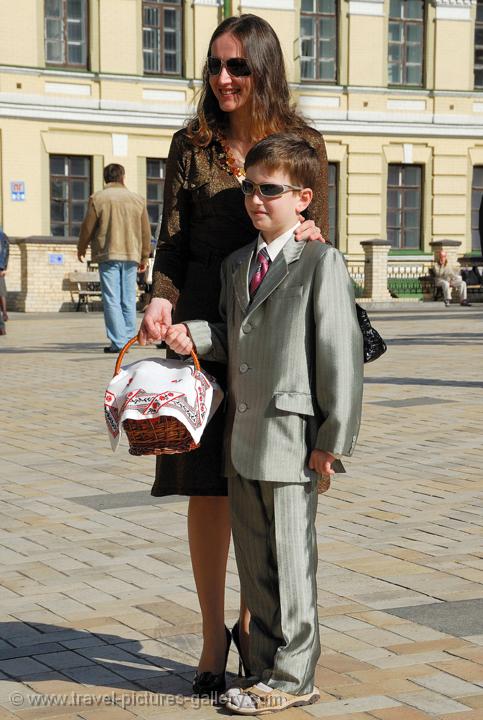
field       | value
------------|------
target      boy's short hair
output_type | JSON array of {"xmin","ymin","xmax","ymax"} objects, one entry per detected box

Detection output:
[
  {"xmin": 103, "ymin": 163, "xmax": 125, "ymax": 184},
  {"xmin": 244, "ymin": 133, "xmax": 319, "ymax": 190}
]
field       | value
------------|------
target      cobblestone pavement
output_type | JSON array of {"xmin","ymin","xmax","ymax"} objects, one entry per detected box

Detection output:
[{"xmin": 0, "ymin": 307, "xmax": 482, "ymax": 720}]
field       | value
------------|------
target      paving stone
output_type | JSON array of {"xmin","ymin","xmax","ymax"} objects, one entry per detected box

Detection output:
[
  {"xmin": 429, "ymin": 657, "xmax": 483, "ymax": 683},
  {"xmin": 31, "ymin": 651, "xmax": 95, "ymax": 671},
  {"xmin": 0, "ymin": 657, "xmax": 51, "ymax": 678},
  {"xmin": 369, "ymin": 709, "xmax": 434, "ymax": 720},
  {"xmin": 411, "ymin": 671, "xmax": 483, "ymax": 698},
  {"xmin": 394, "ymin": 689, "xmax": 473, "ymax": 715},
  {"xmin": 386, "ymin": 599, "xmax": 483, "ymax": 636},
  {"xmin": 304, "ymin": 695, "xmax": 401, "ymax": 717}
]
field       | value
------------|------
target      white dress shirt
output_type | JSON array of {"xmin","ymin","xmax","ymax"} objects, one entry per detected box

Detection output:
[{"xmin": 249, "ymin": 223, "xmax": 300, "ymax": 282}]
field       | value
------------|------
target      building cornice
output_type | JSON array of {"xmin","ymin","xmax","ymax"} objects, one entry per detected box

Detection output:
[
  {"xmin": 0, "ymin": 96, "xmax": 189, "ymax": 129},
  {"xmin": 239, "ymin": 0, "xmax": 295, "ymax": 9},
  {"xmin": 431, "ymin": 0, "xmax": 474, "ymax": 7},
  {"xmin": 4, "ymin": 93, "xmax": 483, "ymax": 138},
  {"xmin": 431, "ymin": 0, "xmax": 475, "ymax": 20},
  {"xmin": 0, "ymin": 64, "xmax": 192, "ymax": 88},
  {"xmin": 347, "ymin": 0, "xmax": 384, "ymax": 17}
]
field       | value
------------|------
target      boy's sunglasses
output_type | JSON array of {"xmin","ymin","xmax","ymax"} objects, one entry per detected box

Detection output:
[
  {"xmin": 241, "ymin": 180, "xmax": 303, "ymax": 198},
  {"xmin": 207, "ymin": 56, "xmax": 252, "ymax": 77}
]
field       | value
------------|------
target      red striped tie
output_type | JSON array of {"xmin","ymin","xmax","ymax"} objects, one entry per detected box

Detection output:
[{"xmin": 249, "ymin": 247, "xmax": 271, "ymax": 299}]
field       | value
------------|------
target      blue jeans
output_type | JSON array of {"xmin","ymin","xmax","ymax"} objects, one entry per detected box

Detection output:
[{"xmin": 99, "ymin": 261, "xmax": 138, "ymax": 349}]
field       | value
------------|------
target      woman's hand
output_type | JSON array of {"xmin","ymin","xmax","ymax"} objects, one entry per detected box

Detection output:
[
  {"xmin": 295, "ymin": 216, "xmax": 326, "ymax": 243},
  {"xmin": 165, "ymin": 324, "xmax": 193, "ymax": 355},
  {"xmin": 138, "ymin": 297, "xmax": 173, "ymax": 344}
]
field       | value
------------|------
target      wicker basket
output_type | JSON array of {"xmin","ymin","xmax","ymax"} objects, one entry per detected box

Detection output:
[{"xmin": 114, "ymin": 335, "xmax": 202, "ymax": 456}]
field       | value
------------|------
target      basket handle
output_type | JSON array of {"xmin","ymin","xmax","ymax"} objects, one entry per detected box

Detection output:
[{"xmin": 113, "ymin": 334, "xmax": 200, "ymax": 376}]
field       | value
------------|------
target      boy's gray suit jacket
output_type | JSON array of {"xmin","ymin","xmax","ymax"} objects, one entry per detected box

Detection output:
[{"xmin": 187, "ymin": 235, "xmax": 364, "ymax": 484}]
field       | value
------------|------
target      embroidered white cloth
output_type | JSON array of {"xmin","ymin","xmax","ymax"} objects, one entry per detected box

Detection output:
[{"xmin": 104, "ymin": 357, "xmax": 223, "ymax": 452}]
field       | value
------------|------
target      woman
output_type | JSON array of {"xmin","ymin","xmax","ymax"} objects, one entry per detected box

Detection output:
[{"xmin": 139, "ymin": 14, "xmax": 329, "ymax": 695}]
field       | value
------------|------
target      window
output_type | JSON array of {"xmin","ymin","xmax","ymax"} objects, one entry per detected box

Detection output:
[
  {"xmin": 388, "ymin": 0, "xmax": 424, "ymax": 86},
  {"xmin": 146, "ymin": 159, "xmax": 166, "ymax": 237},
  {"xmin": 143, "ymin": 0, "xmax": 182, "ymax": 75},
  {"xmin": 475, "ymin": 1, "xmax": 483, "ymax": 88},
  {"xmin": 387, "ymin": 164, "xmax": 422, "ymax": 249},
  {"xmin": 50, "ymin": 155, "xmax": 91, "ymax": 238},
  {"xmin": 328, "ymin": 162, "xmax": 338, "ymax": 246},
  {"xmin": 300, "ymin": 0, "xmax": 338, "ymax": 83},
  {"xmin": 44, "ymin": 0, "xmax": 88, "ymax": 68},
  {"xmin": 471, "ymin": 167, "xmax": 483, "ymax": 252}
]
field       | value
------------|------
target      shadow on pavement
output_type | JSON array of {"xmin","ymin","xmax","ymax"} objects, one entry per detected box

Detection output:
[
  {"xmin": 0, "ymin": 344, "xmax": 104, "ymax": 354},
  {"xmin": 372, "ymin": 310, "xmax": 483, "ymax": 321},
  {"xmin": 0, "ymin": 621, "xmax": 197, "ymax": 696},
  {"xmin": 387, "ymin": 333, "xmax": 483, "ymax": 345},
  {"xmin": 365, "ymin": 376, "xmax": 483, "ymax": 388}
]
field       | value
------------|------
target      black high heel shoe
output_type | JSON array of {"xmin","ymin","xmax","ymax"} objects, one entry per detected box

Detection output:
[
  {"xmin": 231, "ymin": 620, "xmax": 251, "ymax": 678},
  {"xmin": 192, "ymin": 625, "xmax": 231, "ymax": 697}
]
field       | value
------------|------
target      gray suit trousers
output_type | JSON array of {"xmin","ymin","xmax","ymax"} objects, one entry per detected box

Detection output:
[{"xmin": 229, "ymin": 477, "xmax": 320, "ymax": 695}]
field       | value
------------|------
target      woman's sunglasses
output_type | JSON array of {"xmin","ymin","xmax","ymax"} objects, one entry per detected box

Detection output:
[
  {"xmin": 207, "ymin": 56, "xmax": 251, "ymax": 77},
  {"xmin": 241, "ymin": 180, "xmax": 303, "ymax": 198}
]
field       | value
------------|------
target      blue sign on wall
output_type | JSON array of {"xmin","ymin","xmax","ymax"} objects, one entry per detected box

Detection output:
[
  {"xmin": 48, "ymin": 254, "xmax": 64, "ymax": 265},
  {"xmin": 10, "ymin": 181, "xmax": 26, "ymax": 201}
]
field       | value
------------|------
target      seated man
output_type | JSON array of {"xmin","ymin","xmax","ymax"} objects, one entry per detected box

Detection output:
[{"xmin": 433, "ymin": 250, "xmax": 471, "ymax": 307}]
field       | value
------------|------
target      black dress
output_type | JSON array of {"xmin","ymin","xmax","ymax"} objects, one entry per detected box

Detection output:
[{"xmin": 150, "ymin": 128, "xmax": 329, "ymax": 496}]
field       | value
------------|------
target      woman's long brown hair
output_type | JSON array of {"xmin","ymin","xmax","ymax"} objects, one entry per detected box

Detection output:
[{"xmin": 187, "ymin": 14, "xmax": 310, "ymax": 147}]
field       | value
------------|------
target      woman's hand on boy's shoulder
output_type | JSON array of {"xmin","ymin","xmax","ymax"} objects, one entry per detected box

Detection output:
[
  {"xmin": 165, "ymin": 323, "xmax": 193, "ymax": 355},
  {"xmin": 295, "ymin": 216, "xmax": 326, "ymax": 244}
]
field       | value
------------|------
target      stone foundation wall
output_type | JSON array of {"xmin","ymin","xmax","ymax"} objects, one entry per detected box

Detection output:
[{"xmin": 7, "ymin": 237, "xmax": 91, "ymax": 312}]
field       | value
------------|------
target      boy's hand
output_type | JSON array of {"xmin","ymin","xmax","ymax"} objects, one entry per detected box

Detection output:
[
  {"xmin": 309, "ymin": 449, "xmax": 335, "ymax": 478},
  {"xmin": 165, "ymin": 324, "xmax": 193, "ymax": 355}
]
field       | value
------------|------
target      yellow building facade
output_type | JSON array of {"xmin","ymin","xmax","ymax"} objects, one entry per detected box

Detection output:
[{"xmin": 1, "ymin": 0, "xmax": 483, "ymax": 261}]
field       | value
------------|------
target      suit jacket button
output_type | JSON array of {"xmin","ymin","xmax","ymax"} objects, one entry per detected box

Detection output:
[
  {"xmin": 239, "ymin": 363, "xmax": 249, "ymax": 373},
  {"xmin": 242, "ymin": 322, "xmax": 252, "ymax": 333},
  {"xmin": 238, "ymin": 402, "xmax": 248, "ymax": 413}
]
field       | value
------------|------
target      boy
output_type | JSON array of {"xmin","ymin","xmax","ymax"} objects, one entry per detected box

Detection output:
[{"xmin": 165, "ymin": 134, "xmax": 363, "ymax": 715}]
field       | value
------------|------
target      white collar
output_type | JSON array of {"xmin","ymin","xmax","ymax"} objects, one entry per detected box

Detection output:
[{"xmin": 256, "ymin": 223, "xmax": 300, "ymax": 262}]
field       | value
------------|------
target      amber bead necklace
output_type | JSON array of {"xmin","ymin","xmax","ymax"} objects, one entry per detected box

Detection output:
[{"xmin": 216, "ymin": 132, "xmax": 246, "ymax": 180}]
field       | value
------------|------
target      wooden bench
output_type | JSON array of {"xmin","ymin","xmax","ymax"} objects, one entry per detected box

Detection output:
[{"xmin": 68, "ymin": 271, "xmax": 102, "ymax": 312}]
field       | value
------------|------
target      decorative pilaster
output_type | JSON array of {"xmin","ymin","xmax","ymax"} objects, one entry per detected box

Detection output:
[{"xmin": 360, "ymin": 240, "xmax": 392, "ymax": 301}]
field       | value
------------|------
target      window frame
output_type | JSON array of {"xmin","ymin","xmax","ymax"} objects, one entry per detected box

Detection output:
[
  {"xmin": 386, "ymin": 163, "xmax": 423, "ymax": 251},
  {"xmin": 50, "ymin": 155, "xmax": 92, "ymax": 239},
  {"xmin": 146, "ymin": 158, "xmax": 166, "ymax": 238},
  {"xmin": 328, "ymin": 161, "xmax": 339, "ymax": 247},
  {"xmin": 387, "ymin": 0, "xmax": 425, "ymax": 88},
  {"xmin": 44, "ymin": 0, "xmax": 89, "ymax": 70},
  {"xmin": 471, "ymin": 166, "xmax": 483, "ymax": 252},
  {"xmin": 475, "ymin": 0, "xmax": 483, "ymax": 89},
  {"xmin": 300, "ymin": 0, "xmax": 338, "ymax": 85},
  {"xmin": 142, "ymin": 0, "xmax": 183, "ymax": 77}
]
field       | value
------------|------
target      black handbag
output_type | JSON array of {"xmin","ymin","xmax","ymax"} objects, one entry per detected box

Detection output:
[{"xmin": 356, "ymin": 303, "xmax": 387, "ymax": 363}]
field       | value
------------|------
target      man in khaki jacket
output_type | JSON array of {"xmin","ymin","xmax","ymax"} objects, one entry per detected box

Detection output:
[{"xmin": 78, "ymin": 164, "xmax": 151, "ymax": 352}]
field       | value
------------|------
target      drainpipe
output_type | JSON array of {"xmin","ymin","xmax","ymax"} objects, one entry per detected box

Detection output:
[{"xmin": 223, "ymin": 0, "xmax": 232, "ymax": 19}]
